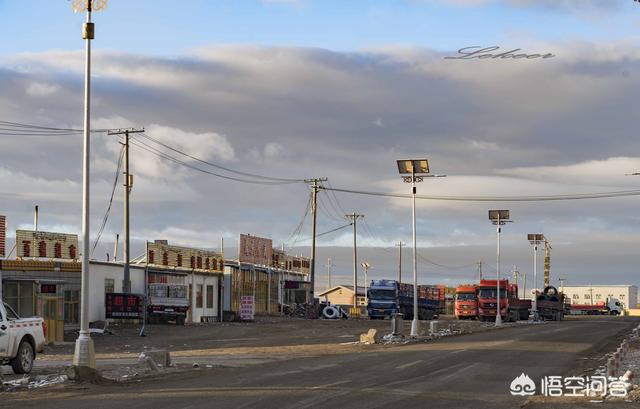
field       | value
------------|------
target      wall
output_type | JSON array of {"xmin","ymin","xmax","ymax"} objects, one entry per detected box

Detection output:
[
  {"xmin": 563, "ymin": 286, "xmax": 638, "ymax": 310},
  {"xmin": 321, "ymin": 287, "xmax": 355, "ymax": 306},
  {"xmin": 189, "ymin": 272, "xmax": 220, "ymax": 322},
  {"xmin": 87, "ymin": 261, "xmax": 146, "ymax": 323}
]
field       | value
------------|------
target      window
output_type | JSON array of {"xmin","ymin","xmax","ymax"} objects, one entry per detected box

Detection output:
[
  {"xmin": 105, "ymin": 278, "xmax": 115, "ymax": 294},
  {"xmin": 177, "ymin": 254, "xmax": 182, "ymax": 267},
  {"xmin": 620, "ymin": 294, "xmax": 626, "ymax": 300},
  {"xmin": 4, "ymin": 281, "xmax": 34, "ymax": 318},
  {"xmin": 196, "ymin": 284, "xmax": 203, "ymax": 308},
  {"xmin": 572, "ymin": 294, "xmax": 579, "ymax": 300},
  {"xmin": 162, "ymin": 252, "xmax": 169, "ymax": 266},
  {"xmin": 197, "ymin": 257, "xmax": 203, "ymax": 269},
  {"xmin": 595, "ymin": 294, "xmax": 602, "ymax": 300},
  {"xmin": 54, "ymin": 242, "xmax": 62, "ymax": 258},
  {"xmin": 22, "ymin": 241, "xmax": 31, "ymax": 257},
  {"xmin": 584, "ymin": 294, "xmax": 591, "ymax": 300},
  {"xmin": 64, "ymin": 290, "xmax": 79, "ymax": 325},
  {"xmin": 38, "ymin": 241, "xmax": 47, "ymax": 257},
  {"xmin": 69, "ymin": 245, "xmax": 76, "ymax": 259},
  {"xmin": 206, "ymin": 285, "xmax": 214, "ymax": 308},
  {"xmin": 148, "ymin": 250, "xmax": 155, "ymax": 264},
  {"xmin": 190, "ymin": 256, "xmax": 195, "ymax": 269},
  {"xmin": 205, "ymin": 258, "xmax": 210, "ymax": 270}
]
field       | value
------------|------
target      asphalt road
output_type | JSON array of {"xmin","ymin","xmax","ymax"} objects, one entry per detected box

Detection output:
[{"xmin": 4, "ymin": 317, "xmax": 638, "ymax": 409}]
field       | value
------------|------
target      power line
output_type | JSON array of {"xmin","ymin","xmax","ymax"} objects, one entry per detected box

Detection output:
[
  {"xmin": 138, "ymin": 132, "xmax": 303, "ymax": 183},
  {"xmin": 286, "ymin": 191, "xmax": 313, "ymax": 247},
  {"xmin": 129, "ymin": 137, "xmax": 298, "ymax": 185},
  {"xmin": 91, "ymin": 145, "xmax": 124, "ymax": 257},
  {"xmin": 320, "ymin": 186, "xmax": 640, "ymax": 202}
]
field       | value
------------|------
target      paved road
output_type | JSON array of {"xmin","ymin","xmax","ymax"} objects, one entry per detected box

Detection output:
[{"xmin": 4, "ymin": 317, "xmax": 638, "ymax": 409}]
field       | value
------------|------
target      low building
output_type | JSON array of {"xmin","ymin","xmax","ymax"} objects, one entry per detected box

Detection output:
[
  {"xmin": 317, "ymin": 285, "xmax": 366, "ymax": 307},
  {"xmin": 562, "ymin": 285, "xmax": 638, "ymax": 311}
]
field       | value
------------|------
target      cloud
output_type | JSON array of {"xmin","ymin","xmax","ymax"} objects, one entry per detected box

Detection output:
[
  {"xmin": 2, "ymin": 42, "xmax": 640, "ymax": 287},
  {"xmin": 26, "ymin": 81, "xmax": 60, "ymax": 96}
]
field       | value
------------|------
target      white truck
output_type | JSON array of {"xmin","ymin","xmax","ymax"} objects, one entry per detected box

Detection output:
[{"xmin": 0, "ymin": 301, "xmax": 46, "ymax": 374}]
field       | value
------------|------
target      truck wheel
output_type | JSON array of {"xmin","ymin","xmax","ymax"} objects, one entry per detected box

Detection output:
[{"xmin": 11, "ymin": 340, "xmax": 34, "ymax": 374}]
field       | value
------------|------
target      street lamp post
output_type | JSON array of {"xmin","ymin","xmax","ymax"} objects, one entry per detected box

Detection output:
[
  {"xmin": 489, "ymin": 210, "xmax": 511, "ymax": 327},
  {"xmin": 397, "ymin": 159, "xmax": 445, "ymax": 337},
  {"xmin": 527, "ymin": 233, "xmax": 545, "ymax": 321},
  {"xmin": 71, "ymin": 0, "xmax": 107, "ymax": 374},
  {"xmin": 361, "ymin": 262, "xmax": 370, "ymax": 303}
]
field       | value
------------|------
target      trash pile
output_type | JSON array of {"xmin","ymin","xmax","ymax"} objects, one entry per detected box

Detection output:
[{"xmin": 1, "ymin": 374, "xmax": 69, "ymax": 392}]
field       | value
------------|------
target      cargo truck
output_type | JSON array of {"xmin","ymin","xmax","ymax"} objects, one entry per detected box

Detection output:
[
  {"xmin": 367, "ymin": 279, "xmax": 441, "ymax": 320},
  {"xmin": 568, "ymin": 297, "xmax": 622, "ymax": 316},
  {"xmin": 477, "ymin": 279, "xmax": 530, "ymax": 322},
  {"xmin": 535, "ymin": 286, "xmax": 566, "ymax": 321},
  {"xmin": 147, "ymin": 271, "xmax": 190, "ymax": 325},
  {"xmin": 455, "ymin": 284, "xmax": 478, "ymax": 319}
]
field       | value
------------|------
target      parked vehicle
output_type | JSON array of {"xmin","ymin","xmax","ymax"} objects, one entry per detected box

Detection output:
[
  {"xmin": 147, "ymin": 283, "xmax": 190, "ymax": 325},
  {"xmin": 535, "ymin": 286, "xmax": 566, "ymax": 321},
  {"xmin": 477, "ymin": 279, "xmax": 530, "ymax": 322},
  {"xmin": 455, "ymin": 284, "xmax": 478, "ymax": 319},
  {"xmin": 367, "ymin": 279, "xmax": 441, "ymax": 320},
  {"xmin": 0, "ymin": 301, "xmax": 46, "ymax": 374},
  {"xmin": 568, "ymin": 297, "xmax": 623, "ymax": 316}
]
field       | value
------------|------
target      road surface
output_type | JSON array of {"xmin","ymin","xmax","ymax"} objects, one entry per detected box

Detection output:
[{"xmin": 4, "ymin": 317, "xmax": 638, "ymax": 409}]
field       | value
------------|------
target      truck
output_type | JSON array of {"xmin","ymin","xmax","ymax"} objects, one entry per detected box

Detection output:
[
  {"xmin": 477, "ymin": 279, "xmax": 531, "ymax": 322},
  {"xmin": 568, "ymin": 297, "xmax": 623, "ymax": 316},
  {"xmin": 147, "ymin": 282, "xmax": 189, "ymax": 325},
  {"xmin": 367, "ymin": 279, "xmax": 441, "ymax": 320},
  {"xmin": 535, "ymin": 286, "xmax": 566, "ymax": 321},
  {"xmin": 0, "ymin": 301, "xmax": 46, "ymax": 374},
  {"xmin": 455, "ymin": 284, "xmax": 478, "ymax": 319}
]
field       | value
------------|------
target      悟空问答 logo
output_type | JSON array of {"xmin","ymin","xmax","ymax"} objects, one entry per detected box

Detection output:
[{"xmin": 510, "ymin": 373, "xmax": 536, "ymax": 396}]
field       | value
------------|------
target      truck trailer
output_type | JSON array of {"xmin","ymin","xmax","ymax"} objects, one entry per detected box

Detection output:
[{"xmin": 367, "ymin": 279, "xmax": 441, "ymax": 320}]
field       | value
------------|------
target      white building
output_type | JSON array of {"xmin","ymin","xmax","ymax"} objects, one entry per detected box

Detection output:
[{"xmin": 562, "ymin": 285, "xmax": 638, "ymax": 311}]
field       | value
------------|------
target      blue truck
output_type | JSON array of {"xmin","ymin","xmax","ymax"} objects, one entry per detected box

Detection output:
[{"xmin": 367, "ymin": 279, "xmax": 442, "ymax": 320}]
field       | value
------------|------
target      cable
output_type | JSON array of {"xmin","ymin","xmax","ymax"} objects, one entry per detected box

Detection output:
[
  {"xmin": 91, "ymin": 146, "xmax": 125, "ymax": 257},
  {"xmin": 317, "ymin": 193, "xmax": 347, "ymax": 222},
  {"xmin": 0, "ymin": 120, "xmax": 109, "ymax": 132},
  {"xmin": 416, "ymin": 252, "xmax": 478, "ymax": 270},
  {"xmin": 321, "ymin": 186, "xmax": 640, "ymax": 202},
  {"xmin": 325, "ymin": 180, "xmax": 348, "ymax": 215},
  {"xmin": 138, "ymin": 132, "xmax": 303, "ymax": 183},
  {"xmin": 286, "ymin": 191, "xmax": 313, "ymax": 247},
  {"xmin": 130, "ymin": 137, "xmax": 298, "ymax": 185},
  {"xmin": 295, "ymin": 223, "xmax": 353, "ymax": 244}
]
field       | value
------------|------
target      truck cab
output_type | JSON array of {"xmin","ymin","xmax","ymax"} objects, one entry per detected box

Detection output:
[
  {"xmin": 0, "ymin": 301, "xmax": 46, "ymax": 374},
  {"xmin": 455, "ymin": 284, "xmax": 478, "ymax": 319},
  {"xmin": 477, "ymin": 279, "xmax": 530, "ymax": 322},
  {"xmin": 367, "ymin": 280, "xmax": 399, "ymax": 319}
]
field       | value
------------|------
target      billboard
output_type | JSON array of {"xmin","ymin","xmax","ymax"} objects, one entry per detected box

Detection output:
[
  {"xmin": 16, "ymin": 230, "xmax": 79, "ymax": 260},
  {"xmin": 147, "ymin": 241, "xmax": 223, "ymax": 272},
  {"xmin": 239, "ymin": 234, "xmax": 272, "ymax": 266},
  {"xmin": 105, "ymin": 293, "xmax": 145, "ymax": 319},
  {"xmin": 0, "ymin": 215, "xmax": 5, "ymax": 257}
]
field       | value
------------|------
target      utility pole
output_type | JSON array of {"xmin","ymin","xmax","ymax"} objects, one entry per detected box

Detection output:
[
  {"xmin": 345, "ymin": 212, "xmax": 364, "ymax": 308},
  {"xmin": 107, "ymin": 128, "xmax": 144, "ymax": 293},
  {"xmin": 304, "ymin": 178, "xmax": 327, "ymax": 303},
  {"xmin": 477, "ymin": 261, "xmax": 483, "ymax": 282},
  {"xmin": 326, "ymin": 257, "xmax": 332, "ymax": 290},
  {"xmin": 396, "ymin": 241, "xmax": 404, "ymax": 283}
]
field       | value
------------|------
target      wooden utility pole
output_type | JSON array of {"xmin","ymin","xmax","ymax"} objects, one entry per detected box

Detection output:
[
  {"xmin": 304, "ymin": 178, "xmax": 327, "ymax": 303},
  {"xmin": 396, "ymin": 241, "xmax": 404, "ymax": 283},
  {"xmin": 345, "ymin": 212, "xmax": 364, "ymax": 308},
  {"xmin": 108, "ymin": 128, "xmax": 144, "ymax": 293}
]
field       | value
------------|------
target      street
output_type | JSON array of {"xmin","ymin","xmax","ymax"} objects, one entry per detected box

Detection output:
[{"xmin": 3, "ymin": 316, "xmax": 638, "ymax": 409}]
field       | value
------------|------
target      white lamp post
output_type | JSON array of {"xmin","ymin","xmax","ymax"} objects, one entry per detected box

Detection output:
[
  {"xmin": 397, "ymin": 159, "xmax": 445, "ymax": 336},
  {"xmin": 71, "ymin": 0, "xmax": 107, "ymax": 373},
  {"xmin": 489, "ymin": 210, "xmax": 511, "ymax": 327},
  {"xmin": 527, "ymin": 233, "xmax": 544, "ymax": 321}
]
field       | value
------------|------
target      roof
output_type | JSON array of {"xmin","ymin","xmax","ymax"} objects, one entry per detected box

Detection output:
[{"xmin": 317, "ymin": 284, "xmax": 366, "ymax": 297}]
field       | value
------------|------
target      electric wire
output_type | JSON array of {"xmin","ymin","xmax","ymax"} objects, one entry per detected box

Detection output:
[
  {"xmin": 91, "ymin": 145, "xmax": 125, "ymax": 257},
  {"xmin": 320, "ymin": 186, "xmax": 640, "ymax": 202},
  {"xmin": 138, "ymin": 132, "xmax": 303, "ymax": 183},
  {"xmin": 129, "ymin": 137, "xmax": 298, "ymax": 185},
  {"xmin": 286, "ymin": 191, "xmax": 313, "ymax": 247}
]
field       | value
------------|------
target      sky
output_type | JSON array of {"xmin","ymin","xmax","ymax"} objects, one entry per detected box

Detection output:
[{"xmin": 2, "ymin": 0, "xmax": 640, "ymax": 294}]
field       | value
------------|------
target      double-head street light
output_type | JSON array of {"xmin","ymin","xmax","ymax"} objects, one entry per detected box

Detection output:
[
  {"xmin": 527, "ymin": 233, "xmax": 545, "ymax": 321},
  {"xmin": 397, "ymin": 159, "xmax": 445, "ymax": 337},
  {"xmin": 71, "ymin": 0, "xmax": 107, "ymax": 373},
  {"xmin": 488, "ymin": 210, "xmax": 512, "ymax": 326}
]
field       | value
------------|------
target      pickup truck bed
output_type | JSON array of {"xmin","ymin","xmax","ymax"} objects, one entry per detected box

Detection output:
[{"xmin": 1, "ymin": 301, "xmax": 46, "ymax": 374}]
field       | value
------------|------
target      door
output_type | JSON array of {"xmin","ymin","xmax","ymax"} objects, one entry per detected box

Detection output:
[{"xmin": 39, "ymin": 296, "xmax": 64, "ymax": 343}]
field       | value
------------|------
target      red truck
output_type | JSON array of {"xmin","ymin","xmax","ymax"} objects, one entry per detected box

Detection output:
[
  {"xmin": 455, "ymin": 284, "xmax": 478, "ymax": 319},
  {"xmin": 477, "ymin": 279, "xmax": 530, "ymax": 322}
]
